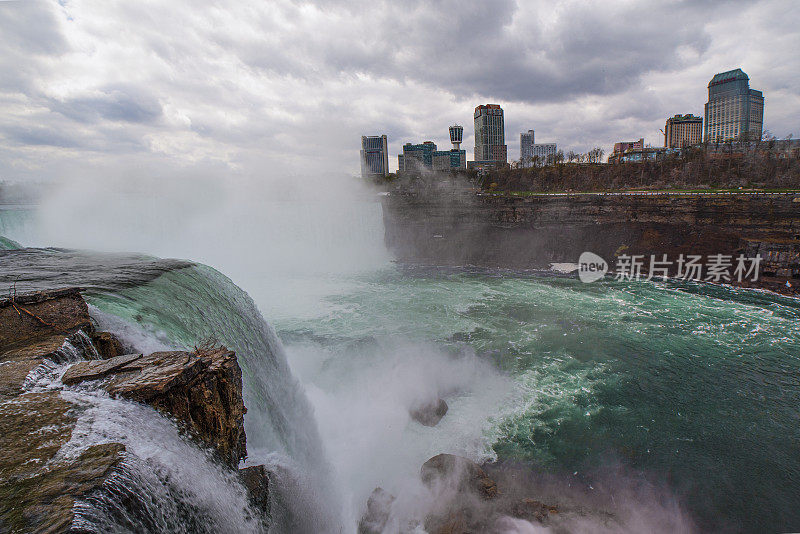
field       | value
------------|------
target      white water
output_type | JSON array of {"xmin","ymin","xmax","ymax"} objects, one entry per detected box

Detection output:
[{"xmin": 3, "ymin": 173, "xmax": 701, "ymax": 532}]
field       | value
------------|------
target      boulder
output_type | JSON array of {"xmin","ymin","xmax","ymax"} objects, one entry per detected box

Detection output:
[
  {"xmin": 410, "ymin": 398, "xmax": 448, "ymax": 427},
  {"xmin": 420, "ymin": 454, "xmax": 497, "ymax": 500},
  {"xmin": 89, "ymin": 331, "xmax": 125, "ymax": 359},
  {"xmin": 64, "ymin": 347, "xmax": 247, "ymax": 468},
  {"xmin": 239, "ymin": 465, "xmax": 270, "ymax": 516},
  {"xmin": 357, "ymin": 487, "xmax": 395, "ymax": 534}
]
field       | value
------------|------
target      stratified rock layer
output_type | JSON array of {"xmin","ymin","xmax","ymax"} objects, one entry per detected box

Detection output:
[{"xmin": 383, "ymin": 191, "xmax": 800, "ymax": 293}]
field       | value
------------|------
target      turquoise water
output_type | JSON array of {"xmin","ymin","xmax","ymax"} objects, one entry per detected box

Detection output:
[
  {"xmin": 4, "ymin": 201, "xmax": 800, "ymax": 532},
  {"xmin": 272, "ymin": 268, "xmax": 800, "ymax": 533}
]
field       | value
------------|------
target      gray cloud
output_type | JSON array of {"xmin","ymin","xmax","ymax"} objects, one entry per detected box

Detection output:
[
  {"xmin": 0, "ymin": 0, "xmax": 797, "ymax": 179},
  {"xmin": 49, "ymin": 87, "xmax": 163, "ymax": 124}
]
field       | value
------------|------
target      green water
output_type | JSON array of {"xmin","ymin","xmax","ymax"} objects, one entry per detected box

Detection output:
[{"xmin": 273, "ymin": 268, "xmax": 800, "ymax": 533}]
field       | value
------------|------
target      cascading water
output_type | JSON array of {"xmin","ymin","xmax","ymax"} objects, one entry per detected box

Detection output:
[
  {"xmin": 86, "ymin": 264, "xmax": 346, "ymax": 530},
  {"xmin": 1, "ymin": 247, "xmax": 344, "ymax": 532}
]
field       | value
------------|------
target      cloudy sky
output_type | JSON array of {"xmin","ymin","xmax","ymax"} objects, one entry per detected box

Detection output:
[{"xmin": 1, "ymin": 0, "xmax": 798, "ymax": 181}]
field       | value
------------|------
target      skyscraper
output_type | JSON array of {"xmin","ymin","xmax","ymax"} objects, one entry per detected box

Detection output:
[
  {"xmin": 665, "ymin": 114, "xmax": 702, "ymax": 148},
  {"xmin": 360, "ymin": 135, "xmax": 389, "ymax": 177},
  {"xmin": 473, "ymin": 104, "xmax": 507, "ymax": 163},
  {"xmin": 704, "ymin": 69, "xmax": 764, "ymax": 143}
]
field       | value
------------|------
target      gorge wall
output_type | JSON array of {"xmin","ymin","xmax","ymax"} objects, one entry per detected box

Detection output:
[{"xmin": 382, "ymin": 190, "xmax": 800, "ymax": 286}]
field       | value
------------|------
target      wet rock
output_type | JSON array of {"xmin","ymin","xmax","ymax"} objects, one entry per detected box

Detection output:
[
  {"xmin": 410, "ymin": 398, "xmax": 448, "ymax": 427},
  {"xmin": 421, "ymin": 454, "xmax": 498, "ymax": 500},
  {"xmin": 101, "ymin": 347, "xmax": 246, "ymax": 468},
  {"xmin": 0, "ymin": 288, "xmax": 90, "ymax": 351},
  {"xmin": 504, "ymin": 498, "xmax": 558, "ymax": 523},
  {"xmin": 61, "ymin": 352, "xmax": 143, "ymax": 385},
  {"xmin": 0, "ymin": 388, "xmax": 126, "ymax": 533},
  {"xmin": 239, "ymin": 465, "xmax": 270, "ymax": 516},
  {"xmin": 89, "ymin": 331, "xmax": 125, "ymax": 359},
  {"xmin": 358, "ymin": 487, "xmax": 395, "ymax": 534}
]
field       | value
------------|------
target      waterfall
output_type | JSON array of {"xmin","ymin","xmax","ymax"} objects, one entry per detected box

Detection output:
[
  {"xmin": 86, "ymin": 263, "xmax": 344, "ymax": 531},
  {"xmin": 2, "ymin": 247, "xmax": 344, "ymax": 532}
]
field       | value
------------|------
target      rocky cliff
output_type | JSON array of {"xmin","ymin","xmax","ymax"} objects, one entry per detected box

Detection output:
[
  {"xmin": 382, "ymin": 190, "xmax": 800, "ymax": 292},
  {"xmin": 0, "ymin": 289, "xmax": 264, "ymax": 533}
]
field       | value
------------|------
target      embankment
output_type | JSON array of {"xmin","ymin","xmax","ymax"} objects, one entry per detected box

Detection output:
[{"xmin": 382, "ymin": 190, "xmax": 800, "ymax": 292}]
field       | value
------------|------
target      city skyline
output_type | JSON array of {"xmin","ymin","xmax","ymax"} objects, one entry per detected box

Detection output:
[{"xmin": 0, "ymin": 1, "xmax": 798, "ymax": 182}]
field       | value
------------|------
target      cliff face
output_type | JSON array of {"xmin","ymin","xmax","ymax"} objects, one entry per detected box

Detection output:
[
  {"xmin": 382, "ymin": 191, "xmax": 800, "ymax": 281},
  {"xmin": 0, "ymin": 289, "xmax": 257, "ymax": 532}
]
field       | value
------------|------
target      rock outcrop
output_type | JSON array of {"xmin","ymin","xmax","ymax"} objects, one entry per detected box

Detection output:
[
  {"xmin": 62, "ymin": 347, "xmax": 247, "ymax": 468},
  {"xmin": 417, "ymin": 454, "xmax": 558, "ymax": 534},
  {"xmin": 239, "ymin": 465, "xmax": 271, "ymax": 517},
  {"xmin": 410, "ymin": 398, "xmax": 448, "ymax": 427},
  {"xmin": 421, "ymin": 454, "xmax": 498, "ymax": 500},
  {"xmin": 0, "ymin": 288, "xmax": 91, "ymax": 351},
  {"xmin": 0, "ymin": 288, "xmax": 259, "ymax": 532}
]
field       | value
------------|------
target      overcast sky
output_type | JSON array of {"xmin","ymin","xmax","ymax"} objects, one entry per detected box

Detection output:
[{"xmin": 1, "ymin": 0, "xmax": 798, "ymax": 181}]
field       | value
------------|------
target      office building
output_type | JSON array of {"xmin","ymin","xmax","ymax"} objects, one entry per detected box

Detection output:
[
  {"xmin": 704, "ymin": 68, "xmax": 764, "ymax": 142},
  {"xmin": 665, "ymin": 114, "xmax": 702, "ymax": 148},
  {"xmin": 520, "ymin": 129, "xmax": 557, "ymax": 166},
  {"xmin": 474, "ymin": 104, "xmax": 507, "ymax": 163},
  {"xmin": 398, "ymin": 125, "xmax": 466, "ymax": 172},
  {"xmin": 360, "ymin": 135, "xmax": 389, "ymax": 177}
]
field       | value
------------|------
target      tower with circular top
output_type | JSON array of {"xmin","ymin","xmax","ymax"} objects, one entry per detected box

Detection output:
[{"xmin": 449, "ymin": 124, "xmax": 463, "ymax": 150}]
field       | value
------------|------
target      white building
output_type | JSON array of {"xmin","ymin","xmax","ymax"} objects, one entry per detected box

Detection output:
[{"xmin": 520, "ymin": 129, "xmax": 557, "ymax": 166}]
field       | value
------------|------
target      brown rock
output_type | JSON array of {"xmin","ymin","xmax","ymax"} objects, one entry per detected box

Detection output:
[
  {"xmin": 410, "ymin": 398, "xmax": 448, "ymax": 427},
  {"xmin": 103, "ymin": 348, "xmax": 247, "ymax": 467},
  {"xmin": 421, "ymin": 454, "xmax": 498, "ymax": 500},
  {"xmin": 505, "ymin": 498, "xmax": 558, "ymax": 523},
  {"xmin": 61, "ymin": 353, "xmax": 143, "ymax": 385},
  {"xmin": 0, "ymin": 288, "xmax": 90, "ymax": 351},
  {"xmin": 239, "ymin": 465, "xmax": 270, "ymax": 516},
  {"xmin": 89, "ymin": 331, "xmax": 124, "ymax": 359}
]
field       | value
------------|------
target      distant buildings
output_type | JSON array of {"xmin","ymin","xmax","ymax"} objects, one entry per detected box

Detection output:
[
  {"xmin": 704, "ymin": 68, "xmax": 764, "ymax": 143},
  {"xmin": 520, "ymin": 129, "xmax": 557, "ymax": 167},
  {"xmin": 473, "ymin": 104, "xmax": 507, "ymax": 164},
  {"xmin": 399, "ymin": 141, "xmax": 436, "ymax": 172},
  {"xmin": 360, "ymin": 135, "xmax": 389, "ymax": 178},
  {"xmin": 608, "ymin": 138, "xmax": 645, "ymax": 164},
  {"xmin": 665, "ymin": 114, "xmax": 702, "ymax": 148},
  {"xmin": 613, "ymin": 138, "xmax": 644, "ymax": 156},
  {"xmin": 398, "ymin": 127, "xmax": 466, "ymax": 173}
]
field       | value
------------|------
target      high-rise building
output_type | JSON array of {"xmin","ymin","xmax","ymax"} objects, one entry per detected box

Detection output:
[
  {"xmin": 399, "ymin": 141, "xmax": 437, "ymax": 172},
  {"xmin": 474, "ymin": 104, "xmax": 507, "ymax": 163},
  {"xmin": 520, "ymin": 129, "xmax": 557, "ymax": 166},
  {"xmin": 665, "ymin": 114, "xmax": 702, "ymax": 148},
  {"xmin": 360, "ymin": 135, "xmax": 389, "ymax": 177},
  {"xmin": 704, "ymin": 69, "xmax": 764, "ymax": 143}
]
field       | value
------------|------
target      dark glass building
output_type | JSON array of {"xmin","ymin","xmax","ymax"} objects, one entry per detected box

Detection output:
[{"xmin": 704, "ymin": 69, "xmax": 764, "ymax": 142}]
